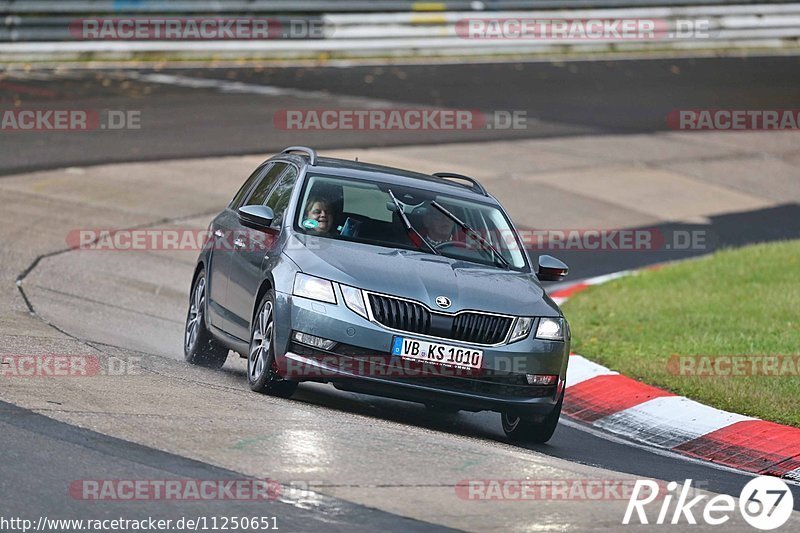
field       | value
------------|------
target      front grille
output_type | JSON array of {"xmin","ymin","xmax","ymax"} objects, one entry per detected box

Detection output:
[
  {"xmin": 368, "ymin": 294, "xmax": 431, "ymax": 336},
  {"xmin": 367, "ymin": 293, "xmax": 512, "ymax": 345},
  {"xmin": 451, "ymin": 313, "xmax": 513, "ymax": 345}
]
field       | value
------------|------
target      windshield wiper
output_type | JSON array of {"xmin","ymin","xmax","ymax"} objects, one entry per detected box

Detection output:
[
  {"xmin": 430, "ymin": 201, "xmax": 510, "ymax": 269},
  {"xmin": 387, "ymin": 189, "xmax": 440, "ymax": 255}
]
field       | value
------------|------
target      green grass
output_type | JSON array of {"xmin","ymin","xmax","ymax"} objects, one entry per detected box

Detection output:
[{"xmin": 562, "ymin": 240, "xmax": 800, "ymax": 427}]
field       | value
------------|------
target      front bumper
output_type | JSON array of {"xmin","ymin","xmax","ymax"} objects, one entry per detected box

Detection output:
[{"xmin": 273, "ymin": 289, "xmax": 570, "ymax": 415}]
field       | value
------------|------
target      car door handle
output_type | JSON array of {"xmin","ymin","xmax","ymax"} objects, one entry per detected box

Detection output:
[
  {"xmin": 214, "ymin": 229, "xmax": 224, "ymax": 238},
  {"xmin": 234, "ymin": 238, "xmax": 246, "ymax": 249}
]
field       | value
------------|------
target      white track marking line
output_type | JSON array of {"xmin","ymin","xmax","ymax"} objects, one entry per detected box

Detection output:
[
  {"xmin": 785, "ymin": 468, "xmax": 800, "ymax": 481},
  {"xmin": 125, "ymin": 72, "xmax": 399, "ymax": 107},
  {"xmin": 566, "ymin": 354, "xmax": 618, "ymax": 388},
  {"xmin": 584, "ymin": 270, "xmax": 634, "ymax": 285},
  {"xmin": 127, "ymin": 72, "xmax": 325, "ymax": 98},
  {"xmin": 594, "ymin": 395, "xmax": 755, "ymax": 449}
]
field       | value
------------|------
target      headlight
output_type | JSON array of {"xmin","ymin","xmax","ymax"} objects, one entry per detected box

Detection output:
[
  {"xmin": 509, "ymin": 317, "xmax": 534, "ymax": 343},
  {"xmin": 293, "ymin": 273, "xmax": 336, "ymax": 304},
  {"xmin": 341, "ymin": 284, "xmax": 368, "ymax": 319},
  {"xmin": 536, "ymin": 317, "xmax": 565, "ymax": 341}
]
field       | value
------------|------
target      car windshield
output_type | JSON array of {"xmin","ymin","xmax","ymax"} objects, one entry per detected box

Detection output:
[{"xmin": 295, "ymin": 173, "xmax": 528, "ymax": 271}]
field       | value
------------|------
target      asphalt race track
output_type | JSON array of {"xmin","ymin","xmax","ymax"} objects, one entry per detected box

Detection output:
[
  {"xmin": 1, "ymin": 56, "xmax": 799, "ymax": 531},
  {"xmin": 0, "ymin": 400, "xmax": 449, "ymax": 532}
]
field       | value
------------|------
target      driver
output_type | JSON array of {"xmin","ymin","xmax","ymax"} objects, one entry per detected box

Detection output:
[{"xmin": 419, "ymin": 204, "xmax": 464, "ymax": 247}]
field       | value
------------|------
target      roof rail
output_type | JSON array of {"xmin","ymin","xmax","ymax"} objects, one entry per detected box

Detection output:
[
  {"xmin": 432, "ymin": 172, "xmax": 488, "ymax": 196},
  {"xmin": 281, "ymin": 146, "xmax": 317, "ymax": 165}
]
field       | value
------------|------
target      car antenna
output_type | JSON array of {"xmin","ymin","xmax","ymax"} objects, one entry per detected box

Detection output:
[{"xmin": 355, "ymin": 157, "xmax": 359, "ymax": 162}]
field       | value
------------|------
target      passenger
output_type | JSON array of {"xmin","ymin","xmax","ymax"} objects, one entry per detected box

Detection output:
[{"xmin": 302, "ymin": 196, "xmax": 336, "ymax": 234}]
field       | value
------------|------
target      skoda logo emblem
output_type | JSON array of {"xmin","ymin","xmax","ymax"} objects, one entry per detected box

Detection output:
[{"xmin": 435, "ymin": 296, "xmax": 452, "ymax": 309}]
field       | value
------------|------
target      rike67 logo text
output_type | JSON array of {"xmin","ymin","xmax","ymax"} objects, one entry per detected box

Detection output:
[{"xmin": 624, "ymin": 477, "xmax": 793, "ymax": 530}]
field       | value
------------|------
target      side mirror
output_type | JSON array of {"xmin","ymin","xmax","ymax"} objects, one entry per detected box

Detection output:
[
  {"xmin": 537, "ymin": 255, "xmax": 569, "ymax": 282},
  {"xmin": 238, "ymin": 205, "xmax": 275, "ymax": 231}
]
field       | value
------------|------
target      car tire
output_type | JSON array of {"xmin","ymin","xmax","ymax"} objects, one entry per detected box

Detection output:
[
  {"xmin": 501, "ymin": 391, "xmax": 563, "ymax": 444},
  {"xmin": 184, "ymin": 270, "xmax": 229, "ymax": 368},
  {"xmin": 247, "ymin": 290, "xmax": 298, "ymax": 398}
]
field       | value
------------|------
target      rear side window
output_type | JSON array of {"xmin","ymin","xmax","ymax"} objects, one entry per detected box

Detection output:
[
  {"xmin": 230, "ymin": 164, "xmax": 271, "ymax": 210},
  {"xmin": 243, "ymin": 163, "xmax": 289, "ymax": 207},
  {"xmin": 265, "ymin": 166, "xmax": 299, "ymax": 229}
]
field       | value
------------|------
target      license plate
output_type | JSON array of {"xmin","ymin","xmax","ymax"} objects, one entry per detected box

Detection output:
[{"xmin": 391, "ymin": 336, "xmax": 483, "ymax": 369}]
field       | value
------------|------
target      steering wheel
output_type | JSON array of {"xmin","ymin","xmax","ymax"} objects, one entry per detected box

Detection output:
[
  {"xmin": 433, "ymin": 241, "xmax": 469, "ymax": 252},
  {"xmin": 434, "ymin": 239, "xmax": 501, "ymax": 263}
]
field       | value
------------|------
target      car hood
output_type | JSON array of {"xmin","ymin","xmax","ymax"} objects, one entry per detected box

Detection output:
[{"xmin": 284, "ymin": 235, "xmax": 560, "ymax": 316}]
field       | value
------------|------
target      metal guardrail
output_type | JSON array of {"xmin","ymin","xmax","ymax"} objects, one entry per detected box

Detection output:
[
  {"xmin": 1, "ymin": 1, "xmax": 796, "ymax": 14},
  {"xmin": 0, "ymin": 1, "xmax": 798, "ymax": 58}
]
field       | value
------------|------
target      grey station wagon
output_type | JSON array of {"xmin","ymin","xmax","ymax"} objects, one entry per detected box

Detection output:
[{"xmin": 185, "ymin": 146, "xmax": 571, "ymax": 442}]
